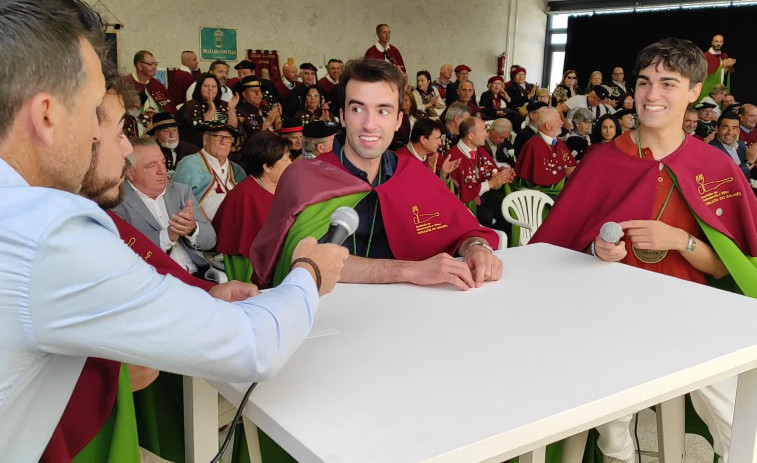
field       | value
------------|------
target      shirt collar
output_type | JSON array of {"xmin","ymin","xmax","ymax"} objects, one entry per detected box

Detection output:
[
  {"xmin": 456, "ymin": 139, "xmax": 477, "ymax": 158},
  {"xmin": 128, "ymin": 180, "xmax": 165, "ymax": 202},
  {"xmin": 741, "ymin": 125, "xmax": 752, "ymax": 134},
  {"xmin": 180, "ymin": 65, "xmax": 192, "ymax": 73},
  {"xmin": 326, "ymin": 74, "xmax": 338, "ymax": 85},
  {"xmin": 484, "ymin": 137, "xmax": 497, "ymax": 150},
  {"xmin": 340, "ymin": 150, "xmax": 396, "ymax": 187},
  {"xmin": 201, "ymin": 148, "xmax": 227, "ymax": 169},
  {"xmin": 0, "ymin": 157, "xmax": 29, "ymax": 187},
  {"xmin": 375, "ymin": 42, "xmax": 391, "ymax": 53},
  {"xmin": 406, "ymin": 142, "xmax": 426, "ymax": 162},
  {"xmin": 718, "ymin": 137, "xmax": 738, "ymax": 151},
  {"xmin": 537, "ymin": 130, "xmax": 556, "ymax": 146},
  {"xmin": 708, "ymin": 47, "xmax": 721, "ymax": 55},
  {"xmin": 131, "ymin": 72, "xmax": 150, "ymax": 85}
]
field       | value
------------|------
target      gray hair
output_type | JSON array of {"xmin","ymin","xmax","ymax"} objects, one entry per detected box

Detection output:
[
  {"xmin": 489, "ymin": 118, "xmax": 512, "ymax": 133},
  {"xmin": 302, "ymin": 136, "xmax": 331, "ymax": 155},
  {"xmin": 572, "ymin": 108, "xmax": 594, "ymax": 125},
  {"xmin": 126, "ymin": 136, "xmax": 159, "ymax": 167},
  {"xmin": 445, "ymin": 102, "xmax": 471, "ymax": 122},
  {"xmin": 0, "ymin": 0, "xmax": 104, "ymax": 141},
  {"xmin": 710, "ymin": 83, "xmax": 727, "ymax": 96}
]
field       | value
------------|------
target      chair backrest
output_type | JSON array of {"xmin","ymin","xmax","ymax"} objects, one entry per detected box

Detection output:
[{"xmin": 501, "ymin": 190, "xmax": 554, "ymax": 246}]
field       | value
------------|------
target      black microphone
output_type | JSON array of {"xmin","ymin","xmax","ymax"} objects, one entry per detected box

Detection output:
[{"xmin": 323, "ymin": 207, "xmax": 360, "ymax": 245}]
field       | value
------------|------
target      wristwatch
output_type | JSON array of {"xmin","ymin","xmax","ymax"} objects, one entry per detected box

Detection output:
[
  {"xmin": 465, "ymin": 239, "xmax": 494, "ymax": 255},
  {"xmin": 683, "ymin": 234, "xmax": 696, "ymax": 253}
]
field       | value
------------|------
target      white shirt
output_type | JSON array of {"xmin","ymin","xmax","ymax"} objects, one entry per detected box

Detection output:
[
  {"xmin": 405, "ymin": 142, "xmax": 427, "ymax": 162},
  {"xmin": 199, "ymin": 149, "xmax": 235, "ymax": 220},
  {"xmin": 456, "ymin": 139, "xmax": 490, "ymax": 195},
  {"xmin": 0, "ymin": 158, "xmax": 318, "ymax": 461},
  {"xmin": 185, "ymin": 81, "xmax": 233, "ymax": 103},
  {"xmin": 129, "ymin": 181, "xmax": 200, "ymax": 273}
]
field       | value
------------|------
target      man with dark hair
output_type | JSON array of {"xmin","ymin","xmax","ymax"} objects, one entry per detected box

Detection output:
[
  {"xmin": 0, "ymin": 2, "xmax": 348, "ymax": 460},
  {"xmin": 607, "ymin": 66, "xmax": 630, "ymax": 106},
  {"xmin": 739, "ymin": 104, "xmax": 757, "ymax": 146},
  {"xmin": 533, "ymin": 37, "xmax": 757, "ymax": 463},
  {"xmin": 364, "ymin": 23, "xmax": 406, "ymax": 74},
  {"xmin": 395, "ymin": 118, "xmax": 457, "ymax": 174},
  {"xmin": 186, "ymin": 59, "xmax": 232, "ymax": 103},
  {"xmin": 167, "ymin": 50, "xmax": 198, "ymax": 106},
  {"xmin": 251, "ymin": 57, "xmax": 503, "ymax": 293},
  {"xmin": 709, "ymin": 113, "xmax": 757, "ymax": 193},
  {"xmin": 317, "ymin": 58, "xmax": 343, "ymax": 98},
  {"xmin": 123, "ymin": 49, "xmax": 178, "ymax": 120},
  {"xmin": 683, "ymin": 106, "xmax": 699, "ymax": 137}
]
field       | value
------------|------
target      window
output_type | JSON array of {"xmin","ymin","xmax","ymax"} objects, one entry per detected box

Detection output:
[{"xmin": 542, "ymin": 14, "xmax": 570, "ymax": 91}]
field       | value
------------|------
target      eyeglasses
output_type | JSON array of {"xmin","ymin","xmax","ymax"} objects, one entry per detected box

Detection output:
[
  {"xmin": 566, "ymin": 76, "xmax": 577, "ymax": 79},
  {"xmin": 210, "ymin": 134, "xmax": 234, "ymax": 143},
  {"xmin": 140, "ymin": 61, "xmax": 159, "ymax": 67}
]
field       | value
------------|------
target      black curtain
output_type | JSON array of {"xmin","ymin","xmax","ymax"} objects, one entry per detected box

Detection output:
[{"xmin": 564, "ymin": 6, "xmax": 757, "ymax": 103}]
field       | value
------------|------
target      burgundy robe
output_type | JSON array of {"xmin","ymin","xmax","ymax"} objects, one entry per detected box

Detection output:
[
  {"xmin": 122, "ymin": 75, "xmax": 178, "ymax": 116},
  {"xmin": 364, "ymin": 44, "xmax": 407, "ymax": 74},
  {"xmin": 515, "ymin": 134, "xmax": 576, "ymax": 186},
  {"xmin": 445, "ymin": 144, "xmax": 500, "ymax": 203},
  {"xmin": 212, "ymin": 177, "xmax": 274, "ymax": 258}
]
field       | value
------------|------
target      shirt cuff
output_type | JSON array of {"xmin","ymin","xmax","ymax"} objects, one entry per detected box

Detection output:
[
  {"xmin": 159, "ymin": 228, "xmax": 177, "ymax": 251},
  {"xmin": 480, "ymin": 181, "xmax": 491, "ymax": 195},
  {"xmin": 282, "ymin": 267, "xmax": 320, "ymax": 304},
  {"xmin": 185, "ymin": 222, "xmax": 200, "ymax": 245}
]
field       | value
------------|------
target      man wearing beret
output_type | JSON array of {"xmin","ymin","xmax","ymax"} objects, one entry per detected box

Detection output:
[
  {"xmin": 172, "ymin": 122, "xmax": 246, "ymax": 220},
  {"xmin": 301, "ymin": 120, "xmax": 340, "ymax": 159},
  {"xmin": 236, "ymin": 76, "xmax": 283, "ymax": 139},
  {"xmin": 227, "ymin": 59, "xmax": 256, "ymax": 90},
  {"xmin": 513, "ymin": 101, "xmax": 548, "ymax": 156},
  {"xmin": 505, "ymin": 66, "xmax": 539, "ymax": 117},
  {"xmin": 148, "ymin": 112, "xmax": 199, "ymax": 175},
  {"xmin": 364, "ymin": 23, "xmax": 406, "ymax": 74},
  {"xmin": 445, "ymin": 64, "xmax": 476, "ymax": 106}
]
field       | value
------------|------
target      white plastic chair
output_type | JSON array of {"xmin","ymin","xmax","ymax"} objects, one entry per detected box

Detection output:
[{"xmin": 500, "ymin": 190, "xmax": 554, "ymax": 246}]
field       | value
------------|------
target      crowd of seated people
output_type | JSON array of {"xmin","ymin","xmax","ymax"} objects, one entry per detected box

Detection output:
[{"xmin": 105, "ymin": 25, "xmax": 757, "ymax": 463}]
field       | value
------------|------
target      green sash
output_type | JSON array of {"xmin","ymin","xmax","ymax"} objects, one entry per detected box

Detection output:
[
  {"xmin": 73, "ymin": 365, "xmax": 141, "ymax": 463},
  {"xmin": 225, "ymin": 254, "xmax": 254, "ymax": 283},
  {"xmin": 698, "ymin": 66, "xmax": 731, "ymax": 104}
]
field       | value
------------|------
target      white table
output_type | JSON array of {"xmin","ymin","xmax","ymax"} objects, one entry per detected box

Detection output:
[{"xmin": 199, "ymin": 243, "xmax": 757, "ymax": 463}]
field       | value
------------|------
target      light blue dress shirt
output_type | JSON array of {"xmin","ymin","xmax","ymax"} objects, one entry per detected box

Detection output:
[{"xmin": 0, "ymin": 158, "xmax": 319, "ymax": 460}]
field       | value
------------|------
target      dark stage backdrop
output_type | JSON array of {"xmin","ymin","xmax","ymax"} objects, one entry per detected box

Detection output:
[{"xmin": 565, "ymin": 6, "xmax": 756, "ymax": 103}]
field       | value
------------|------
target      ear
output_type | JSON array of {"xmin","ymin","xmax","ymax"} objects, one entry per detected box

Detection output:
[
  {"xmin": 395, "ymin": 111, "xmax": 403, "ymax": 131},
  {"xmin": 340, "ymin": 108, "xmax": 346, "ymax": 129},
  {"xmin": 688, "ymin": 82, "xmax": 703, "ymax": 104},
  {"xmin": 27, "ymin": 93, "xmax": 57, "ymax": 148},
  {"xmin": 126, "ymin": 167, "xmax": 136, "ymax": 182}
]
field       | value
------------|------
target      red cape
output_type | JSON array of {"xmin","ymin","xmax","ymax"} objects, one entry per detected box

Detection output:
[
  {"xmin": 364, "ymin": 45, "xmax": 406, "ymax": 74},
  {"xmin": 445, "ymin": 144, "xmax": 499, "ymax": 203},
  {"xmin": 515, "ymin": 134, "xmax": 576, "ymax": 186},
  {"xmin": 395, "ymin": 145, "xmax": 437, "ymax": 172},
  {"xmin": 531, "ymin": 134, "xmax": 757, "ymax": 254},
  {"xmin": 212, "ymin": 176, "xmax": 274, "ymax": 258},
  {"xmin": 122, "ymin": 75, "xmax": 178, "ymax": 116},
  {"xmin": 704, "ymin": 51, "xmax": 732, "ymax": 76},
  {"xmin": 250, "ymin": 151, "xmax": 498, "ymax": 287}
]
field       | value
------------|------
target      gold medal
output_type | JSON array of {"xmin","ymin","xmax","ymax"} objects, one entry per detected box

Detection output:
[{"xmin": 632, "ymin": 245, "xmax": 668, "ymax": 264}]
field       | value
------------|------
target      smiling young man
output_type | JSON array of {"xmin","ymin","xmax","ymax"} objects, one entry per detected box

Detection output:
[
  {"xmin": 251, "ymin": 57, "xmax": 502, "ymax": 291},
  {"xmin": 533, "ymin": 38, "xmax": 757, "ymax": 463}
]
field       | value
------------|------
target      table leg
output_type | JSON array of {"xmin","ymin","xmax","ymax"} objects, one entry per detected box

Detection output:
[
  {"xmin": 657, "ymin": 396, "xmax": 685, "ymax": 463},
  {"xmin": 183, "ymin": 376, "xmax": 219, "ymax": 463},
  {"xmin": 729, "ymin": 368, "xmax": 757, "ymax": 463},
  {"xmin": 520, "ymin": 446, "xmax": 546, "ymax": 463},
  {"xmin": 561, "ymin": 431, "xmax": 588, "ymax": 463},
  {"xmin": 243, "ymin": 416, "xmax": 263, "ymax": 463}
]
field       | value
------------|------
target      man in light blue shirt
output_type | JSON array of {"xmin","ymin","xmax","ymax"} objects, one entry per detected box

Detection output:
[{"xmin": 0, "ymin": 1, "xmax": 347, "ymax": 460}]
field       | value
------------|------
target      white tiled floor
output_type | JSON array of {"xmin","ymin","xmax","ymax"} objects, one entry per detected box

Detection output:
[{"xmin": 633, "ymin": 408, "xmax": 715, "ymax": 463}]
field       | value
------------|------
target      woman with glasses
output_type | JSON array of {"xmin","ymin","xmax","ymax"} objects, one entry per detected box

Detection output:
[{"xmin": 551, "ymin": 70, "xmax": 581, "ymax": 107}]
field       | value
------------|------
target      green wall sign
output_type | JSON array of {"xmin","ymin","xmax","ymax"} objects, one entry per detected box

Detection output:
[{"xmin": 200, "ymin": 27, "xmax": 237, "ymax": 61}]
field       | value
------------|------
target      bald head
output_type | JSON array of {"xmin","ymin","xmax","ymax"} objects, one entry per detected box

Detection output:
[
  {"xmin": 712, "ymin": 35, "xmax": 724, "ymax": 51},
  {"xmin": 740, "ymin": 104, "xmax": 757, "ymax": 130},
  {"xmin": 440, "ymin": 64, "xmax": 453, "ymax": 80},
  {"xmin": 282, "ymin": 63, "xmax": 298, "ymax": 82},
  {"xmin": 536, "ymin": 107, "xmax": 563, "ymax": 138}
]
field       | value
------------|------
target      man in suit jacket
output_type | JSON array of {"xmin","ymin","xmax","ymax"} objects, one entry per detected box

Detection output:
[
  {"xmin": 111, "ymin": 137, "xmax": 216, "ymax": 276},
  {"xmin": 709, "ymin": 113, "xmax": 757, "ymax": 195}
]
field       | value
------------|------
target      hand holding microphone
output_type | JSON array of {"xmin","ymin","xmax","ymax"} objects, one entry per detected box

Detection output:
[
  {"xmin": 593, "ymin": 221, "xmax": 627, "ymax": 262},
  {"xmin": 291, "ymin": 207, "xmax": 359, "ymax": 296}
]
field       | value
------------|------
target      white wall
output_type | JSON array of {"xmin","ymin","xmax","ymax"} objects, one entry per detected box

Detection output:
[{"xmin": 88, "ymin": 0, "xmax": 546, "ymax": 93}]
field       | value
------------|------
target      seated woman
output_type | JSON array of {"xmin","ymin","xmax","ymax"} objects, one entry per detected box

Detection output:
[
  {"xmin": 617, "ymin": 92, "xmax": 634, "ymax": 111},
  {"xmin": 212, "ymin": 131, "xmax": 293, "ymax": 282},
  {"xmin": 551, "ymin": 70, "xmax": 581, "ymax": 107},
  {"xmin": 412, "ymin": 70, "xmax": 446, "ymax": 119},
  {"xmin": 392, "ymin": 92, "xmax": 428, "ymax": 149},
  {"xmin": 584, "ymin": 70, "xmax": 603, "ymax": 95},
  {"xmin": 563, "ymin": 108, "xmax": 593, "ymax": 161},
  {"xmin": 182, "ymin": 73, "xmax": 239, "ymax": 147},
  {"xmin": 584, "ymin": 113, "xmax": 621, "ymax": 157},
  {"xmin": 479, "ymin": 75, "xmax": 516, "ymax": 121},
  {"xmin": 294, "ymin": 85, "xmax": 334, "ymax": 125}
]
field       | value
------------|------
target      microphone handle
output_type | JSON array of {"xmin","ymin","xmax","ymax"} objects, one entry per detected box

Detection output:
[{"xmin": 324, "ymin": 224, "xmax": 352, "ymax": 246}]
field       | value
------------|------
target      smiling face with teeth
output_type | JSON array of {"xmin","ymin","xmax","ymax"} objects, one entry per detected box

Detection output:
[
  {"xmin": 341, "ymin": 79, "xmax": 403, "ymax": 169},
  {"xmin": 634, "ymin": 63, "xmax": 701, "ymax": 133}
]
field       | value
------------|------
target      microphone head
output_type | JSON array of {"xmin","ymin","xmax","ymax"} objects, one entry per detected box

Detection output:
[
  {"xmin": 600, "ymin": 221, "xmax": 623, "ymax": 244},
  {"xmin": 330, "ymin": 206, "xmax": 360, "ymax": 235}
]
